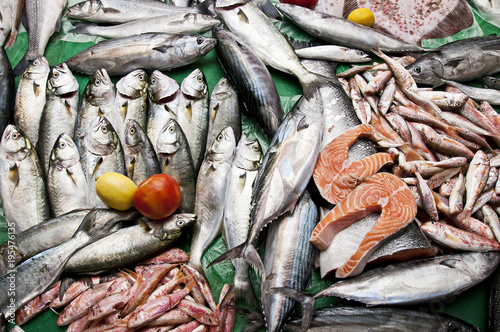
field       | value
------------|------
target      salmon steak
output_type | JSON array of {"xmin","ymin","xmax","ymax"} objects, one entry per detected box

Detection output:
[
  {"xmin": 310, "ymin": 172, "xmax": 418, "ymax": 278},
  {"xmin": 313, "ymin": 124, "xmax": 393, "ymax": 204}
]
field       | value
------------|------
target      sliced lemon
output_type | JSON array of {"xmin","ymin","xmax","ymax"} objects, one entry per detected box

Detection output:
[
  {"xmin": 96, "ymin": 172, "xmax": 138, "ymax": 210},
  {"xmin": 347, "ymin": 8, "xmax": 375, "ymax": 28}
]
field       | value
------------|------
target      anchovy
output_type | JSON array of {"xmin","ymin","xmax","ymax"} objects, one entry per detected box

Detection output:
[
  {"xmin": 275, "ymin": 3, "xmax": 426, "ymax": 54},
  {"xmin": 71, "ymin": 13, "xmax": 221, "ymax": 39},
  {"xmin": 64, "ymin": 33, "xmax": 217, "ymax": 76},
  {"xmin": 0, "ymin": 125, "xmax": 50, "ymax": 235},
  {"xmin": 0, "ymin": 46, "xmax": 14, "ymax": 137},
  {"xmin": 64, "ymin": 214, "xmax": 196, "ymax": 274},
  {"xmin": 37, "ymin": 63, "xmax": 80, "ymax": 174},
  {"xmin": 47, "ymin": 134, "xmax": 89, "ymax": 217},
  {"xmin": 156, "ymin": 118, "xmax": 195, "ymax": 214}
]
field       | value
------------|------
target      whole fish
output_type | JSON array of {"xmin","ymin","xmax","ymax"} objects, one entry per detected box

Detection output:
[
  {"xmin": 0, "ymin": 46, "xmax": 14, "ymax": 136},
  {"xmin": 261, "ymin": 191, "xmax": 317, "ymax": 332},
  {"xmin": 214, "ymin": 27, "xmax": 284, "ymax": 139},
  {"xmin": 176, "ymin": 68, "xmax": 209, "ymax": 172},
  {"xmin": 83, "ymin": 115, "xmax": 125, "ymax": 208},
  {"xmin": 209, "ymin": 88, "xmax": 324, "ymax": 275},
  {"xmin": 276, "ymin": 3, "xmax": 426, "ymax": 54},
  {"xmin": 66, "ymin": 0, "xmax": 215, "ymax": 24},
  {"xmin": 0, "ymin": 210, "xmax": 123, "ymax": 320},
  {"xmin": 146, "ymin": 70, "xmax": 180, "ymax": 155},
  {"xmin": 0, "ymin": 0, "xmax": 24, "ymax": 48},
  {"xmin": 206, "ymin": 77, "xmax": 241, "ymax": 151},
  {"xmin": 276, "ymin": 251, "xmax": 500, "ymax": 329},
  {"xmin": 12, "ymin": 56, "xmax": 50, "ymax": 147},
  {"xmin": 295, "ymin": 45, "xmax": 371, "ymax": 63},
  {"xmin": 221, "ymin": 134, "xmax": 262, "ymax": 306},
  {"xmin": 459, "ymin": 150, "xmax": 490, "ymax": 223},
  {"xmin": 284, "ymin": 306, "xmax": 480, "ymax": 332},
  {"xmin": 480, "ymin": 75, "xmax": 500, "ymax": 90},
  {"xmin": 47, "ymin": 134, "xmax": 89, "ymax": 217},
  {"xmin": 123, "ymin": 119, "xmax": 160, "ymax": 186},
  {"xmin": 12, "ymin": 0, "xmax": 66, "ymax": 76},
  {"xmin": 64, "ymin": 33, "xmax": 217, "ymax": 76},
  {"xmin": 156, "ymin": 118, "xmax": 195, "ymax": 214},
  {"xmin": 71, "ymin": 13, "xmax": 221, "ymax": 39},
  {"xmin": 112, "ymin": 69, "xmax": 149, "ymax": 145},
  {"xmin": 37, "ymin": 63, "xmax": 80, "ymax": 174},
  {"xmin": 189, "ymin": 126, "xmax": 236, "ymax": 275},
  {"xmin": 406, "ymin": 34, "xmax": 500, "ymax": 86},
  {"xmin": 0, "ymin": 125, "xmax": 50, "ymax": 235},
  {"xmin": 443, "ymin": 79, "xmax": 500, "ymax": 105},
  {"xmin": 64, "ymin": 214, "xmax": 196, "ymax": 274}
]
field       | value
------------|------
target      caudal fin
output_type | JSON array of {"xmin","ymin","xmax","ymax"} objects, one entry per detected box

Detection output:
[
  {"xmin": 222, "ymin": 282, "xmax": 259, "ymax": 309},
  {"xmin": 70, "ymin": 22, "xmax": 94, "ymax": 35},
  {"xmin": 73, "ymin": 209, "xmax": 120, "ymax": 244},
  {"xmin": 207, "ymin": 242, "xmax": 265, "ymax": 276},
  {"xmin": 13, "ymin": 54, "xmax": 29, "ymax": 77},
  {"xmin": 273, "ymin": 287, "xmax": 317, "ymax": 331}
]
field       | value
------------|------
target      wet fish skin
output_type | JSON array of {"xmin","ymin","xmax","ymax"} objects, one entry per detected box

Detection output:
[
  {"xmin": 459, "ymin": 149, "xmax": 490, "ymax": 223},
  {"xmin": 480, "ymin": 75, "xmax": 500, "ymax": 90},
  {"xmin": 47, "ymin": 134, "xmax": 89, "ymax": 217},
  {"xmin": 0, "ymin": 0, "xmax": 25, "ymax": 48},
  {"xmin": 0, "ymin": 124, "xmax": 50, "ymax": 235},
  {"xmin": 214, "ymin": 27, "xmax": 284, "ymax": 139},
  {"xmin": 64, "ymin": 33, "xmax": 217, "ymax": 76},
  {"xmin": 295, "ymin": 45, "xmax": 371, "ymax": 63},
  {"xmin": 0, "ymin": 46, "xmax": 14, "ymax": 137},
  {"xmin": 443, "ymin": 79, "xmax": 500, "ymax": 105},
  {"xmin": 65, "ymin": 214, "xmax": 196, "ymax": 274},
  {"xmin": 156, "ymin": 118, "xmax": 195, "ymax": 214}
]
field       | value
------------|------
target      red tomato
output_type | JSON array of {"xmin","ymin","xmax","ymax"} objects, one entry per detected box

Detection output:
[
  {"xmin": 280, "ymin": 0, "xmax": 318, "ymax": 9},
  {"xmin": 133, "ymin": 174, "xmax": 182, "ymax": 220}
]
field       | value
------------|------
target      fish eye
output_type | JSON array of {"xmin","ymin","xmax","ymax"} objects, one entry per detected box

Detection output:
[
  {"xmin": 95, "ymin": 79, "xmax": 101, "ymax": 86},
  {"xmin": 101, "ymin": 125, "xmax": 108, "ymax": 133},
  {"xmin": 252, "ymin": 144, "xmax": 260, "ymax": 151},
  {"xmin": 168, "ymin": 125, "xmax": 175, "ymax": 133},
  {"xmin": 196, "ymin": 37, "xmax": 204, "ymax": 45},
  {"xmin": 177, "ymin": 220, "xmax": 185, "ymax": 227},
  {"xmin": 138, "ymin": 74, "xmax": 145, "ymax": 81},
  {"xmin": 12, "ymin": 132, "xmax": 20, "ymax": 140},
  {"xmin": 150, "ymin": 78, "xmax": 156, "ymax": 85},
  {"xmin": 129, "ymin": 127, "xmax": 136, "ymax": 135},
  {"xmin": 59, "ymin": 141, "xmax": 66, "ymax": 148},
  {"xmin": 216, "ymin": 133, "xmax": 223, "ymax": 141},
  {"xmin": 413, "ymin": 66, "xmax": 422, "ymax": 74},
  {"xmin": 33, "ymin": 59, "xmax": 40, "ymax": 65},
  {"xmin": 197, "ymin": 75, "xmax": 204, "ymax": 83},
  {"xmin": 52, "ymin": 71, "xmax": 59, "ymax": 78}
]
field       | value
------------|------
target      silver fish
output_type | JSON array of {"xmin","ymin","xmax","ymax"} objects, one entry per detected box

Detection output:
[
  {"xmin": 0, "ymin": 0, "xmax": 24, "ymax": 48},
  {"xmin": 276, "ymin": 3, "xmax": 426, "ymax": 54},
  {"xmin": 214, "ymin": 27, "xmax": 284, "ymax": 139},
  {"xmin": 64, "ymin": 214, "xmax": 196, "ymax": 274},
  {"xmin": 146, "ymin": 70, "xmax": 180, "ymax": 155},
  {"xmin": 37, "ymin": 63, "xmax": 80, "ymax": 174},
  {"xmin": 0, "ymin": 125, "xmax": 49, "ymax": 235},
  {"xmin": 123, "ymin": 119, "xmax": 160, "ymax": 186},
  {"xmin": 459, "ymin": 150, "xmax": 490, "ymax": 222},
  {"xmin": 177, "ymin": 68, "xmax": 210, "ymax": 172},
  {"xmin": 189, "ymin": 126, "xmax": 236, "ymax": 274},
  {"xmin": 12, "ymin": 0, "xmax": 66, "ymax": 76},
  {"xmin": 47, "ymin": 134, "xmax": 89, "ymax": 218},
  {"xmin": 83, "ymin": 115, "xmax": 125, "ymax": 208},
  {"xmin": 156, "ymin": 118, "xmax": 195, "ymax": 214},
  {"xmin": 12, "ymin": 56, "xmax": 50, "ymax": 148},
  {"xmin": 206, "ymin": 77, "xmax": 241, "ymax": 151},
  {"xmin": 406, "ymin": 34, "xmax": 500, "ymax": 86},
  {"xmin": 0, "ymin": 46, "xmax": 14, "ymax": 137},
  {"xmin": 443, "ymin": 79, "xmax": 500, "ymax": 105},
  {"xmin": 0, "ymin": 210, "xmax": 123, "ymax": 320},
  {"xmin": 480, "ymin": 75, "xmax": 500, "ymax": 90},
  {"xmin": 261, "ymin": 191, "xmax": 317, "ymax": 332},
  {"xmin": 64, "ymin": 33, "xmax": 217, "ymax": 76},
  {"xmin": 66, "ymin": 0, "xmax": 215, "ymax": 24},
  {"xmin": 0, "ymin": 209, "xmax": 139, "ymax": 275},
  {"xmin": 222, "ymin": 134, "xmax": 262, "ymax": 306},
  {"xmin": 71, "ymin": 13, "xmax": 221, "ymax": 39},
  {"xmin": 295, "ymin": 45, "xmax": 371, "ymax": 63}
]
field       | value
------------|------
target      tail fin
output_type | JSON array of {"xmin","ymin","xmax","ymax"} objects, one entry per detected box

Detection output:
[
  {"xmin": 273, "ymin": 287, "xmax": 317, "ymax": 331},
  {"xmin": 206, "ymin": 242, "xmax": 265, "ymax": 276},
  {"xmin": 256, "ymin": 0, "xmax": 281, "ymax": 19},
  {"xmin": 195, "ymin": 0, "xmax": 216, "ymax": 16},
  {"xmin": 70, "ymin": 22, "xmax": 93, "ymax": 36},
  {"xmin": 73, "ymin": 209, "xmax": 120, "ymax": 244},
  {"xmin": 232, "ymin": 306, "xmax": 264, "ymax": 332},
  {"xmin": 222, "ymin": 282, "xmax": 259, "ymax": 309},
  {"xmin": 13, "ymin": 54, "xmax": 29, "ymax": 77}
]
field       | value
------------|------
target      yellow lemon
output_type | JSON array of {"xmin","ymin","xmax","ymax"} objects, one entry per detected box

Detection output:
[
  {"xmin": 95, "ymin": 172, "xmax": 138, "ymax": 210},
  {"xmin": 347, "ymin": 8, "xmax": 375, "ymax": 28}
]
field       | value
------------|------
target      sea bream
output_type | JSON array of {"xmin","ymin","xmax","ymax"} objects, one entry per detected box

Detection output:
[{"xmin": 64, "ymin": 33, "xmax": 217, "ymax": 76}]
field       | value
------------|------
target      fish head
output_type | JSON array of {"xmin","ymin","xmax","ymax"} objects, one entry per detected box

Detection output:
[
  {"xmin": 180, "ymin": 68, "xmax": 208, "ymax": 99},
  {"xmin": 49, "ymin": 133, "xmax": 80, "ymax": 169},
  {"xmin": 156, "ymin": 118, "xmax": 181, "ymax": 155},
  {"xmin": 0, "ymin": 125, "xmax": 31, "ymax": 160},
  {"xmin": 405, "ymin": 57, "xmax": 444, "ymax": 87},
  {"xmin": 85, "ymin": 68, "xmax": 115, "ymax": 106},
  {"xmin": 211, "ymin": 77, "xmax": 236, "ymax": 102},
  {"xmin": 207, "ymin": 126, "xmax": 236, "ymax": 162},
  {"xmin": 116, "ymin": 69, "xmax": 148, "ymax": 99},
  {"xmin": 84, "ymin": 115, "xmax": 119, "ymax": 156},
  {"xmin": 235, "ymin": 134, "xmax": 263, "ymax": 171},
  {"xmin": 67, "ymin": 0, "xmax": 102, "ymax": 20},
  {"xmin": 174, "ymin": 36, "xmax": 217, "ymax": 69},
  {"xmin": 22, "ymin": 56, "xmax": 50, "ymax": 82},
  {"xmin": 123, "ymin": 119, "xmax": 146, "ymax": 152},
  {"xmin": 151, "ymin": 213, "xmax": 196, "ymax": 240},
  {"xmin": 48, "ymin": 63, "xmax": 79, "ymax": 96},
  {"xmin": 148, "ymin": 70, "xmax": 179, "ymax": 103}
]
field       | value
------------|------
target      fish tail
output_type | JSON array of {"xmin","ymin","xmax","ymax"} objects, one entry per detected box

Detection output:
[
  {"xmin": 257, "ymin": 0, "xmax": 281, "ymax": 19},
  {"xmin": 70, "ymin": 22, "xmax": 93, "ymax": 36},
  {"xmin": 206, "ymin": 242, "xmax": 265, "ymax": 276},
  {"xmin": 232, "ymin": 306, "xmax": 264, "ymax": 332},
  {"xmin": 300, "ymin": 71, "xmax": 342, "ymax": 100},
  {"xmin": 222, "ymin": 281, "xmax": 258, "ymax": 309},
  {"xmin": 195, "ymin": 0, "xmax": 216, "ymax": 16},
  {"xmin": 73, "ymin": 209, "xmax": 119, "ymax": 243},
  {"xmin": 12, "ymin": 53, "xmax": 29, "ymax": 77},
  {"xmin": 273, "ymin": 287, "xmax": 317, "ymax": 330},
  {"xmin": 5, "ymin": 29, "xmax": 18, "ymax": 49}
]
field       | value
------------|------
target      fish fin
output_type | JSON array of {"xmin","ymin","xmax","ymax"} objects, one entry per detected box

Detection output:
[
  {"xmin": 12, "ymin": 55, "xmax": 29, "ymax": 77},
  {"xmin": 237, "ymin": 8, "xmax": 249, "ymax": 24},
  {"xmin": 70, "ymin": 21, "xmax": 93, "ymax": 35},
  {"xmin": 58, "ymin": 277, "xmax": 77, "ymax": 301},
  {"xmin": 207, "ymin": 242, "xmax": 265, "ymax": 276},
  {"xmin": 256, "ymin": 0, "xmax": 281, "ymax": 19},
  {"xmin": 231, "ymin": 306, "xmax": 264, "ymax": 332},
  {"xmin": 221, "ymin": 282, "xmax": 258, "ymax": 309},
  {"xmin": 297, "ymin": 116, "xmax": 310, "ymax": 131},
  {"xmin": 33, "ymin": 82, "xmax": 41, "ymax": 97},
  {"xmin": 75, "ymin": 209, "xmax": 121, "ymax": 242},
  {"xmin": 195, "ymin": 0, "xmax": 216, "ymax": 16},
  {"xmin": 153, "ymin": 45, "xmax": 173, "ymax": 53},
  {"xmin": 439, "ymin": 257, "xmax": 460, "ymax": 269},
  {"xmin": 139, "ymin": 218, "xmax": 152, "ymax": 232},
  {"xmin": 65, "ymin": 100, "xmax": 73, "ymax": 117},
  {"xmin": 101, "ymin": 7, "xmax": 122, "ymax": 14},
  {"xmin": 128, "ymin": 157, "xmax": 135, "ymax": 179},
  {"xmin": 272, "ymin": 287, "xmax": 316, "ymax": 331},
  {"xmin": 5, "ymin": 28, "xmax": 18, "ymax": 49},
  {"xmin": 8, "ymin": 163, "xmax": 19, "ymax": 190},
  {"xmin": 91, "ymin": 157, "xmax": 103, "ymax": 179}
]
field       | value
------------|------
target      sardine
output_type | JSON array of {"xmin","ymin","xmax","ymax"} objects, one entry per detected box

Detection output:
[
  {"xmin": 123, "ymin": 119, "xmax": 160, "ymax": 186},
  {"xmin": 0, "ymin": 46, "xmax": 14, "ymax": 136},
  {"xmin": 276, "ymin": 3, "xmax": 426, "ymax": 54},
  {"xmin": 156, "ymin": 118, "xmax": 195, "ymax": 214},
  {"xmin": 189, "ymin": 126, "xmax": 236, "ymax": 274},
  {"xmin": 37, "ymin": 63, "xmax": 80, "ymax": 174},
  {"xmin": 71, "ymin": 13, "xmax": 221, "ymax": 39},
  {"xmin": 64, "ymin": 33, "xmax": 217, "ymax": 76},
  {"xmin": 47, "ymin": 134, "xmax": 89, "ymax": 217},
  {"xmin": 0, "ymin": 125, "xmax": 50, "ymax": 235},
  {"xmin": 12, "ymin": 56, "xmax": 50, "ymax": 147},
  {"xmin": 0, "ymin": 209, "xmax": 123, "ymax": 320},
  {"xmin": 12, "ymin": 0, "xmax": 66, "ymax": 76},
  {"xmin": 65, "ymin": 214, "xmax": 195, "ymax": 274},
  {"xmin": 66, "ymin": 0, "xmax": 215, "ymax": 24}
]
